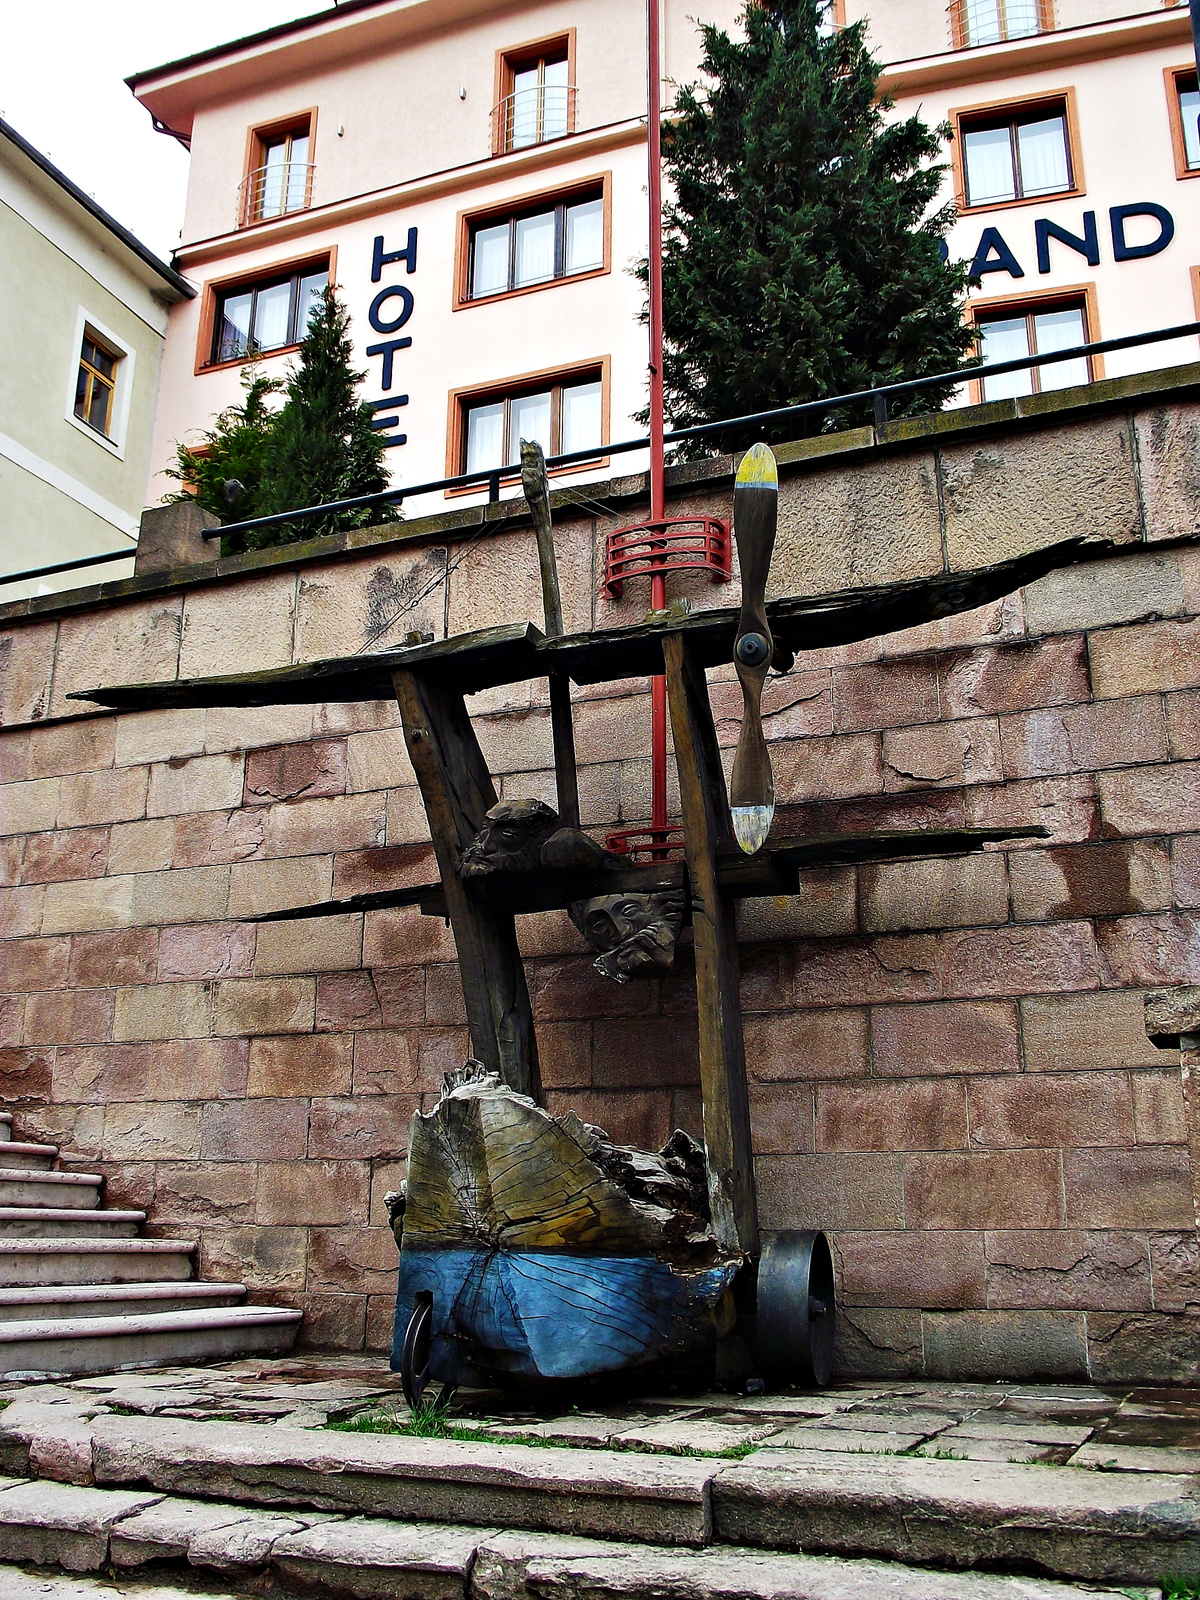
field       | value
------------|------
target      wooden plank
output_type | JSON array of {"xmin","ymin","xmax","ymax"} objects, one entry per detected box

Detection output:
[
  {"xmin": 392, "ymin": 665, "xmax": 540, "ymax": 1101},
  {"xmin": 663, "ymin": 630, "xmax": 758, "ymax": 1257}
]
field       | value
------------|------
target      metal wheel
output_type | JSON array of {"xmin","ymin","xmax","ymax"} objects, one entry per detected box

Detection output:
[
  {"xmin": 756, "ymin": 1230, "xmax": 835, "ymax": 1388},
  {"xmin": 400, "ymin": 1295, "xmax": 433, "ymax": 1409}
]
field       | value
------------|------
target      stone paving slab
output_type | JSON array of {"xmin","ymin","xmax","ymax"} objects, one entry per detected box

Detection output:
[
  {"xmin": 0, "ymin": 1567, "xmax": 244, "ymax": 1598},
  {"xmin": 0, "ymin": 1481, "xmax": 163, "ymax": 1573},
  {"xmin": 761, "ymin": 1427, "xmax": 928, "ymax": 1453},
  {"xmin": 272, "ymin": 1515, "xmax": 492, "ymax": 1600},
  {"xmin": 715, "ymin": 1447, "xmax": 1200, "ymax": 1585}
]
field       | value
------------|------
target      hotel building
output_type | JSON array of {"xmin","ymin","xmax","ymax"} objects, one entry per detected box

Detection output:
[{"xmin": 129, "ymin": 0, "xmax": 1200, "ymax": 518}]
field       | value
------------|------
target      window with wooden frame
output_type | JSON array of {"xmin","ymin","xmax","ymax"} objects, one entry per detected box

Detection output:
[
  {"xmin": 451, "ymin": 362, "xmax": 606, "ymax": 481},
  {"xmin": 955, "ymin": 93, "xmax": 1078, "ymax": 210},
  {"xmin": 970, "ymin": 288, "xmax": 1097, "ymax": 402},
  {"xmin": 1166, "ymin": 66, "xmax": 1200, "ymax": 178},
  {"xmin": 201, "ymin": 256, "xmax": 330, "ymax": 370},
  {"xmin": 458, "ymin": 179, "xmax": 608, "ymax": 306},
  {"xmin": 816, "ymin": 0, "xmax": 845, "ymax": 35},
  {"xmin": 950, "ymin": 0, "xmax": 1052, "ymax": 48},
  {"xmin": 73, "ymin": 329, "xmax": 120, "ymax": 437},
  {"xmin": 240, "ymin": 113, "xmax": 315, "ymax": 226},
  {"xmin": 493, "ymin": 33, "xmax": 575, "ymax": 154}
]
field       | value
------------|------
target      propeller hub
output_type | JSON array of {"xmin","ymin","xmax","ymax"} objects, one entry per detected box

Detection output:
[{"xmin": 735, "ymin": 631, "xmax": 771, "ymax": 668}]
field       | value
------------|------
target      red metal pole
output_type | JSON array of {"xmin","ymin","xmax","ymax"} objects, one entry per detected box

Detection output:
[{"xmin": 647, "ymin": 0, "xmax": 669, "ymax": 840}]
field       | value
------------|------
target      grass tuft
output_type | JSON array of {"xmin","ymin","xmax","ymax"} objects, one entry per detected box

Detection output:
[{"xmin": 1160, "ymin": 1579, "xmax": 1200, "ymax": 1599}]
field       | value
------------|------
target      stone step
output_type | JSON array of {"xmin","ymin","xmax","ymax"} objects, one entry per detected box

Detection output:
[
  {"xmin": 0, "ymin": 1143, "xmax": 60, "ymax": 1171},
  {"xmin": 0, "ymin": 1306, "xmax": 302, "ymax": 1377},
  {"xmin": 0, "ymin": 1172, "xmax": 103, "ymax": 1210},
  {"xmin": 0, "ymin": 1480, "xmax": 1139, "ymax": 1600},
  {"xmin": 0, "ymin": 1240, "xmax": 196, "ymax": 1287},
  {"xmin": 57, "ymin": 1414, "xmax": 1200, "ymax": 1587},
  {"xmin": 0, "ymin": 1282, "xmax": 246, "ymax": 1322},
  {"xmin": 0, "ymin": 1209, "xmax": 144, "ymax": 1239}
]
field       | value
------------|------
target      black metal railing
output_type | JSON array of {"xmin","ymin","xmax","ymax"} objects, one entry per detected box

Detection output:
[{"xmin": 4, "ymin": 318, "xmax": 1198, "ymax": 591}]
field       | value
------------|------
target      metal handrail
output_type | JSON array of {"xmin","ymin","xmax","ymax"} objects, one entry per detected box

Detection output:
[
  {"xmin": 237, "ymin": 161, "xmax": 315, "ymax": 227},
  {"xmin": 0, "ymin": 548, "xmax": 136, "ymax": 589},
  {"xmin": 491, "ymin": 84, "xmax": 577, "ymax": 151}
]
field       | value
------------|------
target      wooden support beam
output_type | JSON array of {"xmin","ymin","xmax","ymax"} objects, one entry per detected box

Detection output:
[
  {"xmin": 662, "ymin": 630, "xmax": 758, "ymax": 1257},
  {"xmin": 392, "ymin": 665, "xmax": 540, "ymax": 1101}
]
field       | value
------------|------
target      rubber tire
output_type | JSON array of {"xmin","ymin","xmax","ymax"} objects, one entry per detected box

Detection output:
[{"xmin": 756, "ymin": 1230, "xmax": 836, "ymax": 1388}]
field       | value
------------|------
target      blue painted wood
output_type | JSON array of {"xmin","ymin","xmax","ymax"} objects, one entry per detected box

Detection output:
[{"xmin": 392, "ymin": 1247, "xmax": 737, "ymax": 1384}]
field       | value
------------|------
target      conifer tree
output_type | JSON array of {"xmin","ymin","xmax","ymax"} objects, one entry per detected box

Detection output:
[
  {"xmin": 251, "ymin": 285, "xmax": 399, "ymax": 550},
  {"xmin": 163, "ymin": 365, "xmax": 281, "ymax": 548},
  {"xmin": 653, "ymin": 0, "xmax": 975, "ymax": 448}
]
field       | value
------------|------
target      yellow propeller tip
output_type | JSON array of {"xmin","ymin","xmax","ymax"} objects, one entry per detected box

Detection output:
[{"xmin": 735, "ymin": 442, "xmax": 778, "ymax": 491}]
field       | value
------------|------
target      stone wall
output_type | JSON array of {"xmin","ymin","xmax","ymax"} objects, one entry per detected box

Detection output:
[{"xmin": 4, "ymin": 365, "xmax": 1200, "ymax": 1380}]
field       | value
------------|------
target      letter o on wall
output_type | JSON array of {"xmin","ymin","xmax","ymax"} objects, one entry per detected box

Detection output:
[{"xmin": 369, "ymin": 285, "xmax": 415, "ymax": 334}]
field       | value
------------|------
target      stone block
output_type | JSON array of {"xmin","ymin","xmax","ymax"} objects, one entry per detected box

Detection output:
[
  {"xmin": 773, "ymin": 733, "xmax": 883, "ymax": 804},
  {"xmin": 173, "ymin": 807, "xmax": 266, "ymax": 869},
  {"xmin": 743, "ymin": 1008, "xmax": 868, "ymax": 1083},
  {"xmin": 295, "ymin": 1291, "xmax": 368, "ymax": 1351},
  {"xmin": 370, "ymin": 1159, "xmax": 409, "ymax": 1228},
  {"xmin": 1150, "ymin": 1231, "xmax": 1200, "ymax": 1313},
  {"xmin": 735, "ymin": 869, "xmax": 856, "ymax": 941},
  {"xmin": 591, "ymin": 1019, "xmax": 699, "ymax": 1090},
  {"xmin": 0, "ymin": 996, "xmax": 23, "ymax": 1047},
  {"xmin": 941, "ymin": 419, "xmax": 1140, "ymax": 570},
  {"xmin": 212, "ymin": 977, "xmax": 315, "ymax": 1036},
  {"xmin": 200, "ymin": 1097, "xmax": 310, "ymax": 1160},
  {"xmin": 245, "ymin": 740, "xmax": 347, "ymax": 805},
  {"xmin": 256, "ymin": 1160, "xmax": 370, "ymax": 1226},
  {"xmin": 1, "ymin": 777, "xmax": 60, "ymax": 835},
  {"xmin": 871, "ymin": 1000, "xmax": 1019, "ymax": 1078},
  {"xmin": 1024, "ymin": 549, "xmax": 1184, "ymax": 635},
  {"xmin": 254, "ymin": 913, "xmax": 363, "ymax": 975},
  {"xmin": 23, "ymin": 988, "xmax": 113, "ymax": 1046},
  {"xmin": 42, "ymin": 876, "xmax": 135, "ymax": 935},
  {"xmin": 206, "ymin": 702, "xmax": 315, "ymax": 755},
  {"xmin": 1063, "ymin": 1145, "xmax": 1193, "ymax": 1229},
  {"xmin": 1172, "ymin": 834, "xmax": 1200, "ymax": 907},
  {"xmin": 1145, "ymin": 983, "xmax": 1200, "ymax": 1043},
  {"xmin": 530, "ymin": 955, "xmax": 658, "ymax": 1022},
  {"xmin": 941, "ymin": 636, "xmax": 1090, "ymax": 718},
  {"xmin": 113, "ymin": 981, "xmax": 211, "ymax": 1041},
  {"xmin": 51, "ymin": 598, "xmax": 181, "ymax": 719},
  {"xmin": 1096, "ymin": 911, "xmax": 1200, "ymax": 988},
  {"xmin": 308, "ymin": 1095, "xmax": 416, "ymax": 1159},
  {"xmin": 134, "ymin": 500, "xmax": 220, "ymax": 572},
  {"xmin": 755, "ymin": 1152, "xmax": 904, "ymax": 1231},
  {"xmin": 1091, "ymin": 615, "xmax": 1200, "ymax": 700},
  {"xmin": 273, "ymin": 1513, "xmax": 483, "ymax": 1600},
  {"xmin": 0, "ymin": 1479, "xmax": 165, "ymax": 1571},
  {"xmin": 711, "ymin": 673, "xmax": 832, "ymax": 747},
  {"xmin": 449, "ymin": 522, "xmax": 591, "ymax": 635},
  {"xmin": 364, "ymin": 906, "xmax": 457, "ymax": 968},
  {"xmin": 1021, "ymin": 989, "xmax": 1164, "ymax": 1073},
  {"xmin": 570, "ymin": 698, "xmax": 651, "ymax": 768},
  {"xmin": 309, "ymin": 1224, "xmax": 399, "ymax": 1294},
  {"xmin": 1099, "ymin": 761, "xmax": 1200, "ymax": 838},
  {"xmin": 102, "ymin": 1101, "xmax": 202, "ymax": 1161},
  {"xmin": 832, "ymin": 1306, "xmax": 924, "ymax": 1380},
  {"xmin": 1001, "ymin": 696, "xmax": 1169, "ymax": 782},
  {"xmin": 941, "ymin": 921, "xmax": 1099, "ymax": 998},
  {"xmin": 57, "ymin": 767, "xmax": 148, "ymax": 828},
  {"xmin": 153, "ymin": 1161, "xmax": 257, "ymax": 1225},
  {"xmin": 543, "ymin": 1089, "xmax": 672, "ymax": 1151},
  {"xmin": 882, "ymin": 718, "xmax": 1002, "ymax": 791},
  {"xmin": 149, "ymin": 1037, "xmax": 249, "ymax": 1101},
  {"xmin": 263, "ymin": 792, "xmax": 387, "ymax": 858},
  {"xmin": 0, "ymin": 621, "xmax": 56, "ymax": 725},
  {"xmin": 1136, "ymin": 400, "xmax": 1200, "ymax": 543},
  {"xmin": 965, "ymin": 774, "xmax": 1098, "ymax": 848},
  {"xmin": 332, "ymin": 843, "xmax": 435, "ymax": 901},
  {"xmin": 131, "ymin": 865, "xmax": 231, "ymax": 926},
  {"xmin": 248, "ymin": 1034, "xmax": 353, "ymax": 1098},
  {"xmin": 386, "ymin": 786, "xmax": 432, "ymax": 845},
  {"xmin": 922, "ymin": 1309, "xmax": 1088, "ymax": 1381},
  {"xmin": 227, "ymin": 854, "xmax": 332, "ymax": 917},
  {"xmin": 179, "ymin": 573, "xmax": 296, "ymax": 678},
  {"xmin": 816, "ymin": 1078, "xmax": 967, "ymax": 1153},
  {"xmin": 1088, "ymin": 1310, "xmax": 1200, "ymax": 1385},
  {"xmin": 332, "ymin": 967, "xmax": 425, "ymax": 1031},
  {"xmin": 0, "ymin": 884, "xmax": 45, "ymax": 936},
  {"xmin": 157, "ymin": 921, "xmax": 255, "ymax": 982},
  {"xmin": 295, "ymin": 546, "xmax": 448, "ymax": 661},
  {"xmin": 1009, "ymin": 840, "xmax": 1172, "ymax": 923},
  {"xmin": 1, "ymin": 934, "xmax": 69, "ymax": 992},
  {"xmin": 860, "ymin": 853, "xmax": 1008, "ymax": 934},
  {"xmin": 984, "ymin": 1230, "xmax": 1152, "ymax": 1312},
  {"xmin": 108, "ymin": 818, "xmax": 177, "ymax": 876},
  {"xmin": 27, "ymin": 718, "xmax": 116, "ymax": 780},
  {"xmin": 837, "ymin": 1233, "xmax": 989, "ymax": 1316},
  {"xmin": 1167, "ymin": 686, "xmax": 1200, "ymax": 760},
  {"xmin": 1132, "ymin": 1068, "xmax": 1188, "ymax": 1144},
  {"xmin": 115, "ymin": 707, "xmax": 207, "ymax": 767},
  {"xmin": 831, "ymin": 660, "xmax": 939, "ymax": 734},
  {"xmin": 0, "ymin": 1045, "xmax": 53, "ymax": 1101},
  {"xmin": 147, "ymin": 752, "xmax": 245, "ymax": 818},
  {"xmin": 966, "ymin": 1071, "xmax": 1134, "ymax": 1150},
  {"xmin": 352, "ymin": 1030, "xmax": 422, "ymax": 1095},
  {"xmin": 747, "ymin": 1083, "xmax": 814, "ymax": 1156},
  {"xmin": 198, "ymin": 1226, "xmax": 308, "ymax": 1291},
  {"xmin": 791, "ymin": 934, "xmax": 942, "ymax": 1008},
  {"xmin": 904, "ymin": 1150, "xmax": 1065, "ymax": 1229}
]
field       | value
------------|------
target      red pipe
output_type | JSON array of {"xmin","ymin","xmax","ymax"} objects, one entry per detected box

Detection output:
[{"xmin": 647, "ymin": 0, "xmax": 668, "ymax": 840}]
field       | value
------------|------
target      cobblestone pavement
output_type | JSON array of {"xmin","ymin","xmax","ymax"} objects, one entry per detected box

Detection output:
[{"xmin": 3, "ymin": 1355, "xmax": 1198, "ymax": 1473}]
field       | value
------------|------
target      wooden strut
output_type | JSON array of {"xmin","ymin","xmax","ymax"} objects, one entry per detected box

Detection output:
[
  {"xmin": 392, "ymin": 665, "xmax": 541, "ymax": 1102},
  {"xmin": 662, "ymin": 629, "xmax": 759, "ymax": 1258},
  {"xmin": 522, "ymin": 439, "xmax": 580, "ymax": 829}
]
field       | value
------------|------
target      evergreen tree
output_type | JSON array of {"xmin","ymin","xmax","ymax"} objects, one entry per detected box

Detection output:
[
  {"xmin": 652, "ymin": 0, "xmax": 976, "ymax": 449},
  {"xmin": 251, "ymin": 285, "xmax": 399, "ymax": 550},
  {"xmin": 163, "ymin": 365, "xmax": 282, "ymax": 550}
]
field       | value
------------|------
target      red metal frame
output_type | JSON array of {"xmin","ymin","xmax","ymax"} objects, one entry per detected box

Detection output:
[{"xmin": 603, "ymin": 516, "xmax": 731, "ymax": 599}]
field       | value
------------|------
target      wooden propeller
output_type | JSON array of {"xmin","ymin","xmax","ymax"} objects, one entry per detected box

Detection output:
[{"xmin": 729, "ymin": 442, "xmax": 779, "ymax": 854}]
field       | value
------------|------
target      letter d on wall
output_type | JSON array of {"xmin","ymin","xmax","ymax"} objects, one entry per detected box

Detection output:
[{"xmin": 1110, "ymin": 203, "xmax": 1175, "ymax": 262}]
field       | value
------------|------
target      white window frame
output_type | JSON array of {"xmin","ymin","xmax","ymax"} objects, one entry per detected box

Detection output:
[{"xmin": 64, "ymin": 307, "xmax": 136, "ymax": 460}]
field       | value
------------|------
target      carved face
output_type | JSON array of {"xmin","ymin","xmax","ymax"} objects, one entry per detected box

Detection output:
[
  {"xmin": 459, "ymin": 799, "xmax": 561, "ymax": 878},
  {"xmin": 570, "ymin": 889, "xmax": 687, "ymax": 982}
]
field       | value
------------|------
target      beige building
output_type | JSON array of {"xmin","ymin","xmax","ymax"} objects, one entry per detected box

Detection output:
[{"xmin": 0, "ymin": 120, "xmax": 193, "ymax": 602}]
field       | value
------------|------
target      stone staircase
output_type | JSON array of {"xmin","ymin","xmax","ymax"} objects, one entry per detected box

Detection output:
[{"xmin": 0, "ymin": 1110, "xmax": 301, "ymax": 1376}]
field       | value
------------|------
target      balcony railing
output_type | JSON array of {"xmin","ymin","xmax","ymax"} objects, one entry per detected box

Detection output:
[
  {"xmin": 491, "ymin": 85, "xmax": 577, "ymax": 153},
  {"xmin": 237, "ymin": 161, "xmax": 315, "ymax": 228},
  {"xmin": 948, "ymin": 0, "xmax": 1050, "ymax": 48}
]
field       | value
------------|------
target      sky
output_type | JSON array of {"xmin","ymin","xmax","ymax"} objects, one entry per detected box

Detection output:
[{"xmin": 1, "ymin": 0, "xmax": 321, "ymax": 261}]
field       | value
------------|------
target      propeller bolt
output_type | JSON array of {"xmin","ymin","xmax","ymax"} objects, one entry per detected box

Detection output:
[{"xmin": 736, "ymin": 632, "xmax": 771, "ymax": 667}]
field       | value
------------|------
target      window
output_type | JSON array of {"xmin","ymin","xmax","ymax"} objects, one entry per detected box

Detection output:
[
  {"xmin": 952, "ymin": 0, "xmax": 1049, "ymax": 47},
  {"xmin": 816, "ymin": 0, "xmax": 844, "ymax": 35},
  {"xmin": 241, "ymin": 115, "xmax": 314, "ymax": 226},
  {"xmin": 455, "ymin": 367, "xmax": 605, "ymax": 479},
  {"xmin": 465, "ymin": 187, "xmax": 605, "ymax": 302},
  {"xmin": 209, "ymin": 261, "xmax": 328, "ymax": 365},
  {"xmin": 974, "ymin": 295, "xmax": 1093, "ymax": 402},
  {"xmin": 73, "ymin": 331, "xmax": 120, "ymax": 437},
  {"xmin": 494, "ymin": 35, "xmax": 575, "ymax": 153},
  {"xmin": 958, "ymin": 98, "xmax": 1074, "ymax": 208},
  {"xmin": 1167, "ymin": 67, "xmax": 1200, "ymax": 179}
]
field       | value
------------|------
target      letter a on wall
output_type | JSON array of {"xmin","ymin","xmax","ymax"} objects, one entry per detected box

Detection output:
[{"xmin": 970, "ymin": 228, "xmax": 1025, "ymax": 280}]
